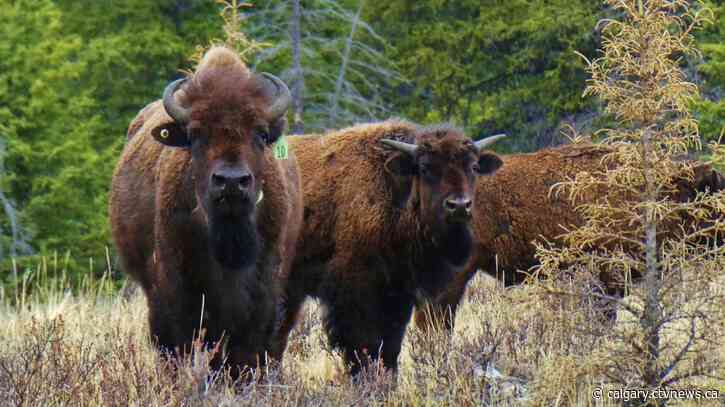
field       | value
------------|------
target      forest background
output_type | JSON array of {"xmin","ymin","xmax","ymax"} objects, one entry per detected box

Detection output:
[{"xmin": 0, "ymin": 0, "xmax": 722, "ymax": 284}]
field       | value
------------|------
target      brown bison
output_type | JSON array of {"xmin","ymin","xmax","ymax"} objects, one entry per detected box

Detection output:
[
  {"xmin": 276, "ymin": 120, "xmax": 505, "ymax": 374},
  {"xmin": 109, "ymin": 46, "xmax": 303, "ymax": 377},
  {"xmin": 413, "ymin": 143, "xmax": 725, "ymax": 330}
]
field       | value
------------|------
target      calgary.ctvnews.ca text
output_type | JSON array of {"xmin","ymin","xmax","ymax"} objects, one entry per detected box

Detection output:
[{"xmin": 592, "ymin": 387, "xmax": 720, "ymax": 402}]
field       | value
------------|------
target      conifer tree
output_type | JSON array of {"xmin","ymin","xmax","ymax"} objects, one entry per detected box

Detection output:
[{"xmin": 535, "ymin": 0, "xmax": 725, "ymax": 397}]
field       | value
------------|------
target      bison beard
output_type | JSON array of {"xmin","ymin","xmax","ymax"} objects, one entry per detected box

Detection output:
[
  {"xmin": 438, "ymin": 223, "xmax": 473, "ymax": 267},
  {"xmin": 208, "ymin": 212, "xmax": 261, "ymax": 270},
  {"xmin": 415, "ymin": 223, "xmax": 473, "ymax": 296}
]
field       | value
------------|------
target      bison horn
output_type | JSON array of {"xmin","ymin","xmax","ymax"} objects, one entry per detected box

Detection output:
[
  {"xmin": 162, "ymin": 77, "xmax": 191, "ymax": 124},
  {"xmin": 260, "ymin": 72, "xmax": 292, "ymax": 120},
  {"xmin": 380, "ymin": 139, "xmax": 418, "ymax": 156},
  {"xmin": 474, "ymin": 134, "xmax": 506, "ymax": 151}
]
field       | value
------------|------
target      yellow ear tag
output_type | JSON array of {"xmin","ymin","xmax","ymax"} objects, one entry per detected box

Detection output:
[
  {"xmin": 160, "ymin": 129, "xmax": 170, "ymax": 139},
  {"xmin": 273, "ymin": 136, "xmax": 289, "ymax": 160}
]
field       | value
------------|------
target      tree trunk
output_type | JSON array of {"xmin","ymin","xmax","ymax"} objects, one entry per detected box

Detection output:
[
  {"xmin": 0, "ymin": 138, "xmax": 32, "ymax": 269},
  {"xmin": 640, "ymin": 128, "xmax": 663, "ymax": 391},
  {"xmin": 289, "ymin": 0, "xmax": 304, "ymax": 134},
  {"xmin": 328, "ymin": 0, "xmax": 364, "ymax": 127}
]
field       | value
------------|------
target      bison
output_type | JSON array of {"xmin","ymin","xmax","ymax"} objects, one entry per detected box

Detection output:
[
  {"xmin": 109, "ymin": 46, "xmax": 303, "ymax": 377},
  {"xmin": 275, "ymin": 120, "xmax": 505, "ymax": 374},
  {"xmin": 412, "ymin": 143, "xmax": 725, "ymax": 331}
]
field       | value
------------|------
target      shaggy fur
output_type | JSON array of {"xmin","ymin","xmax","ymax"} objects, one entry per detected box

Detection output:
[
  {"xmin": 413, "ymin": 144, "xmax": 725, "ymax": 330},
  {"xmin": 276, "ymin": 120, "xmax": 502, "ymax": 374},
  {"xmin": 109, "ymin": 47, "xmax": 303, "ymax": 378}
]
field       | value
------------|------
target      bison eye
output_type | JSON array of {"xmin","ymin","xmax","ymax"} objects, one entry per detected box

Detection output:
[{"xmin": 472, "ymin": 163, "xmax": 480, "ymax": 173}]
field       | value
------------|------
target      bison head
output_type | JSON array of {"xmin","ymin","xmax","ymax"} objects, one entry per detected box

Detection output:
[
  {"xmin": 150, "ymin": 47, "xmax": 291, "ymax": 269},
  {"xmin": 381, "ymin": 127, "xmax": 504, "ymax": 265}
]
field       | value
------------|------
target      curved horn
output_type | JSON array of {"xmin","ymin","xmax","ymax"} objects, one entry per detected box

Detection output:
[
  {"xmin": 260, "ymin": 72, "xmax": 292, "ymax": 120},
  {"xmin": 474, "ymin": 134, "xmax": 506, "ymax": 151},
  {"xmin": 380, "ymin": 139, "xmax": 418, "ymax": 156},
  {"xmin": 162, "ymin": 78, "xmax": 191, "ymax": 124}
]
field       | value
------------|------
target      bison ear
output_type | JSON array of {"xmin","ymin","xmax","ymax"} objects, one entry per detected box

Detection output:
[
  {"xmin": 476, "ymin": 152, "xmax": 503, "ymax": 176},
  {"xmin": 151, "ymin": 122, "xmax": 190, "ymax": 148},
  {"xmin": 384, "ymin": 153, "xmax": 416, "ymax": 209}
]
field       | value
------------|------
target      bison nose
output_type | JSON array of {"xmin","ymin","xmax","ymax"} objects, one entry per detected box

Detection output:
[
  {"xmin": 444, "ymin": 196, "xmax": 472, "ymax": 215},
  {"xmin": 211, "ymin": 168, "xmax": 253, "ymax": 193}
]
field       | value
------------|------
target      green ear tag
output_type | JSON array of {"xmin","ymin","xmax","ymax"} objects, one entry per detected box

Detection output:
[{"xmin": 273, "ymin": 136, "xmax": 289, "ymax": 160}]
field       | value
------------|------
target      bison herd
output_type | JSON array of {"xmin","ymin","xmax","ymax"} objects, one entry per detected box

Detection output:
[{"xmin": 109, "ymin": 46, "xmax": 724, "ymax": 380}]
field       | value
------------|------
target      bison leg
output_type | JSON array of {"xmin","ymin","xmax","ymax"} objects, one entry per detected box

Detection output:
[
  {"xmin": 272, "ymin": 291, "xmax": 306, "ymax": 362},
  {"xmin": 325, "ymin": 299, "xmax": 414, "ymax": 376},
  {"xmin": 145, "ymin": 273, "xmax": 202, "ymax": 365},
  {"xmin": 322, "ymin": 276, "xmax": 415, "ymax": 375},
  {"xmin": 147, "ymin": 296, "xmax": 191, "ymax": 358},
  {"xmin": 414, "ymin": 261, "xmax": 479, "ymax": 333}
]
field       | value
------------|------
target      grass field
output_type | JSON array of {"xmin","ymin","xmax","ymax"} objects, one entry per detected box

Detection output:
[{"xmin": 1, "ymin": 263, "xmax": 723, "ymax": 406}]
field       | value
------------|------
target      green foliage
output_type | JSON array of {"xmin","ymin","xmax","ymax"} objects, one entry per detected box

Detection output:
[
  {"xmin": 0, "ymin": 0, "xmax": 215, "ymax": 276},
  {"xmin": 694, "ymin": 0, "xmax": 725, "ymax": 141},
  {"xmin": 367, "ymin": 0, "xmax": 602, "ymax": 151},
  {"xmin": 1, "ymin": 0, "xmax": 99, "ymax": 257},
  {"xmin": 0, "ymin": 0, "xmax": 721, "ymax": 287}
]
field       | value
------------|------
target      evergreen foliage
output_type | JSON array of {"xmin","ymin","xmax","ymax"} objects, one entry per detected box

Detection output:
[
  {"xmin": 367, "ymin": 0, "xmax": 602, "ymax": 151},
  {"xmin": 695, "ymin": 0, "xmax": 725, "ymax": 141},
  {"xmin": 0, "ymin": 0, "xmax": 213, "ymax": 274},
  {"xmin": 0, "ymin": 0, "xmax": 721, "ymax": 282}
]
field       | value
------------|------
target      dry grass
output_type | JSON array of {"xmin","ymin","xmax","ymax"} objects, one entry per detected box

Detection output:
[{"xmin": 0, "ymin": 271, "xmax": 723, "ymax": 406}]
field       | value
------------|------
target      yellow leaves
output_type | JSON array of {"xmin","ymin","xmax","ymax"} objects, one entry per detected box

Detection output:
[
  {"xmin": 533, "ymin": 1, "xmax": 725, "ymax": 388},
  {"xmin": 584, "ymin": 1, "xmax": 707, "ymax": 128},
  {"xmin": 188, "ymin": 1, "xmax": 270, "ymax": 67}
]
